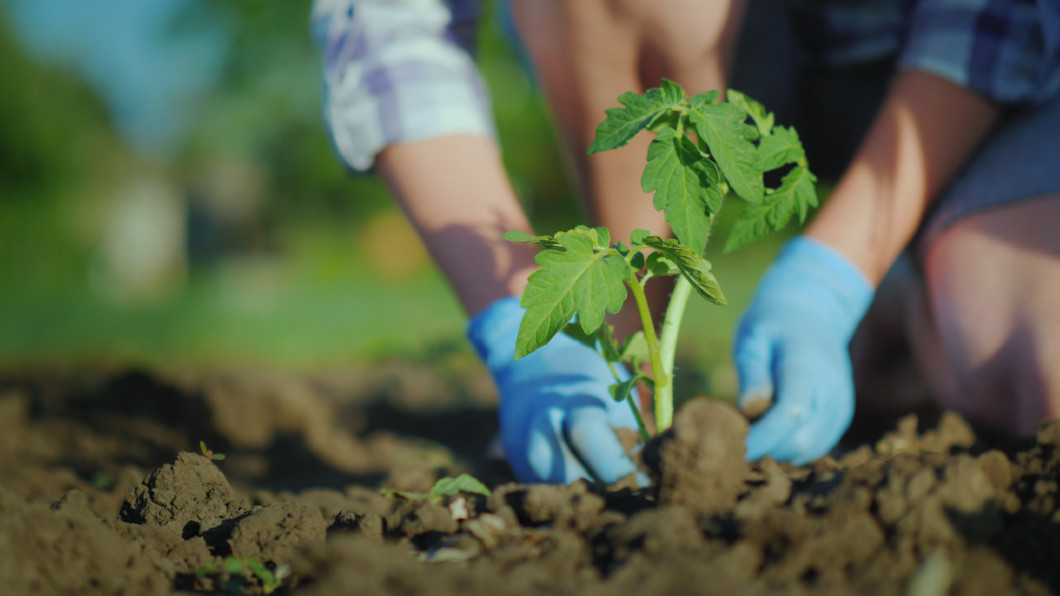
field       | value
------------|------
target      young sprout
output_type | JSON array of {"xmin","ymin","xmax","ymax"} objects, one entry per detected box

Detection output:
[{"xmin": 199, "ymin": 441, "xmax": 226, "ymax": 462}]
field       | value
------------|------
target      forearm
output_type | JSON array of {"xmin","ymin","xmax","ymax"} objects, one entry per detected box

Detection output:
[
  {"xmin": 375, "ymin": 135, "xmax": 539, "ymax": 315},
  {"xmin": 511, "ymin": 0, "xmax": 745, "ymax": 245},
  {"xmin": 806, "ymin": 70, "xmax": 1000, "ymax": 284}
]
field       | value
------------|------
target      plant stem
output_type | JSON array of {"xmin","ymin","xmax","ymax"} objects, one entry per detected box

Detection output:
[
  {"xmin": 626, "ymin": 394, "xmax": 651, "ymax": 443},
  {"xmin": 657, "ymin": 274, "xmax": 693, "ymax": 431},
  {"xmin": 628, "ymin": 278, "xmax": 669, "ymax": 432},
  {"xmin": 607, "ymin": 361, "xmax": 651, "ymax": 442}
]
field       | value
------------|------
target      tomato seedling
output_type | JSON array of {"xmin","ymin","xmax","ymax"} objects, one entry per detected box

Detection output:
[{"xmin": 505, "ymin": 80, "xmax": 817, "ymax": 438}]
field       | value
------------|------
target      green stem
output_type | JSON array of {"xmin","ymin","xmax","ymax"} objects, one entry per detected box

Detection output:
[
  {"xmin": 657, "ymin": 274, "xmax": 693, "ymax": 431},
  {"xmin": 628, "ymin": 278, "xmax": 669, "ymax": 432},
  {"xmin": 607, "ymin": 361, "xmax": 651, "ymax": 442},
  {"xmin": 626, "ymin": 393, "xmax": 651, "ymax": 443}
]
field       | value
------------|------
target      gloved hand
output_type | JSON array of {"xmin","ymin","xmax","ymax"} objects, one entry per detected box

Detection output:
[
  {"xmin": 468, "ymin": 296, "xmax": 642, "ymax": 484},
  {"xmin": 733, "ymin": 236, "xmax": 874, "ymax": 464}
]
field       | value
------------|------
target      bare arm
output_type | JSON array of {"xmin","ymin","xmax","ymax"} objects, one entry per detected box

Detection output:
[
  {"xmin": 807, "ymin": 70, "xmax": 1000, "ymax": 283},
  {"xmin": 375, "ymin": 135, "xmax": 539, "ymax": 316}
]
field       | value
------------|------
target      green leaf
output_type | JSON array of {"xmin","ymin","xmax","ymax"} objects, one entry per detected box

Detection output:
[
  {"xmin": 428, "ymin": 474, "xmax": 492, "ymax": 502},
  {"xmin": 555, "ymin": 225, "xmax": 609, "ymax": 249},
  {"xmin": 618, "ymin": 331, "xmax": 650, "ymax": 364},
  {"xmin": 645, "ymin": 251, "xmax": 679, "ymax": 277},
  {"xmin": 517, "ymin": 233, "xmax": 632, "ymax": 359},
  {"xmin": 658, "ymin": 78, "xmax": 686, "ymax": 106},
  {"xmin": 687, "ymin": 94, "xmax": 763, "ymax": 203},
  {"xmin": 727, "ymin": 89, "xmax": 774, "ymax": 137},
  {"xmin": 641, "ymin": 128, "xmax": 722, "ymax": 254},
  {"xmin": 609, "ymin": 373, "xmax": 648, "ymax": 403},
  {"xmin": 688, "ymin": 89, "xmax": 720, "ymax": 106},
  {"xmin": 588, "ymin": 83, "xmax": 684, "ymax": 154},
  {"xmin": 724, "ymin": 165, "xmax": 819, "ymax": 253},
  {"xmin": 642, "ymin": 236, "xmax": 727, "ymax": 305},
  {"xmin": 629, "ymin": 251, "xmax": 645, "ymax": 271},
  {"xmin": 245, "ymin": 557, "xmax": 281, "ymax": 594},
  {"xmin": 223, "ymin": 557, "xmax": 246, "ymax": 575},
  {"xmin": 597, "ymin": 325, "xmax": 623, "ymax": 363},
  {"xmin": 503, "ymin": 229, "xmax": 560, "ymax": 250},
  {"xmin": 629, "ymin": 229, "xmax": 650, "ymax": 247},
  {"xmin": 561, "ymin": 322, "xmax": 599, "ymax": 351},
  {"xmin": 758, "ymin": 126, "xmax": 806, "ymax": 171}
]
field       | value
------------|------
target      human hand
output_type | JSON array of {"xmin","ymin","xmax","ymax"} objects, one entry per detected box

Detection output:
[
  {"xmin": 468, "ymin": 297, "xmax": 643, "ymax": 484},
  {"xmin": 733, "ymin": 236, "xmax": 874, "ymax": 464}
]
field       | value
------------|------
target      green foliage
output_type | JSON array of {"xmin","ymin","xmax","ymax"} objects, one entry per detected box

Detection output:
[
  {"xmin": 505, "ymin": 80, "xmax": 817, "ymax": 433},
  {"xmin": 641, "ymin": 236, "xmax": 726, "ymax": 306},
  {"xmin": 686, "ymin": 92, "xmax": 763, "ymax": 204},
  {"xmin": 381, "ymin": 474, "xmax": 492, "ymax": 504},
  {"xmin": 726, "ymin": 89, "xmax": 775, "ymax": 137},
  {"xmin": 641, "ymin": 128, "xmax": 722, "ymax": 255},
  {"xmin": 587, "ymin": 79, "xmax": 685, "ymax": 154},
  {"xmin": 196, "ymin": 556, "xmax": 283, "ymax": 595},
  {"xmin": 725, "ymin": 164, "xmax": 818, "ymax": 253},
  {"xmin": 511, "ymin": 227, "xmax": 632, "ymax": 359}
]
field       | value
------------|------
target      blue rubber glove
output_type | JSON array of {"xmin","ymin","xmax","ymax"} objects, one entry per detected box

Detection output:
[
  {"xmin": 467, "ymin": 296, "xmax": 642, "ymax": 484},
  {"xmin": 733, "ymin": 236, "xmax": 874, "ymax": 464}
]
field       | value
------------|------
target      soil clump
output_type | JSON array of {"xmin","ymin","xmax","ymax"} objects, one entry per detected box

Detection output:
[{"xmin": 0, "ymin": 364, "xmax": 1058, "ymax": 594}]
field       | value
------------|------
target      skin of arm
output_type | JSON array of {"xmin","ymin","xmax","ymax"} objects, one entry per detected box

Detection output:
[
  {"xmin": 806, "ymin": 70, "xmax": 1000, "ymax": 283},
  {"xmin": 375, "ymin": 134, "xmax": 539, "ymax": 316}
]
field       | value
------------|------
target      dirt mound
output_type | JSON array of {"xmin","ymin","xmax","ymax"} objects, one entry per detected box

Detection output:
[
  {"xmin": 0, "ymin": 366, "xmax": 1058, "ymax": 595},
  {"xmin": 120, "ymin": 452, "xmax": 250, "ymax": 535}
]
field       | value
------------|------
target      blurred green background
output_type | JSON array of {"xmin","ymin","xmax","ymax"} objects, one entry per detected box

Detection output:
[{"xmin": 0, "ymin": 0, "xmax": 795, "ymax": 398}]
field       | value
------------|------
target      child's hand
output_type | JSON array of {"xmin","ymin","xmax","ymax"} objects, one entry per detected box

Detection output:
[
  {"xmin": 733, "ymin": 236, "xmax": 874, "ymax": 464},
  {"xmin": 468, "ymin": 297, "xmax": 642, "ymax": 484}
]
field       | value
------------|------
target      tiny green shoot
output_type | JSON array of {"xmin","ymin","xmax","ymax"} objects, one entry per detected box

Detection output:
[
  {"xmin": 506, "ymin": 81, "xmax": 817, "ymax": 436},
  {"xmin": 380, "ymin": 473, "xmax": 492, "ymax": 504},
  {"xmin": 195, "ymin": 556, "xmax": 283, "ymax": 595},
  {"xmin": 200, "ymin": 441, "xmax": 226, "ymax": 462}
]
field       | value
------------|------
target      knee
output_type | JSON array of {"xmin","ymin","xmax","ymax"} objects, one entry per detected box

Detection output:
[{"xmin": 923, "ymin": 204, "xmax": 1060, "ymax": 436}]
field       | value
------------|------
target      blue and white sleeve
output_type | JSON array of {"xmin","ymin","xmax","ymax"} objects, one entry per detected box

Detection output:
[
  {"xmin": 898, "ymin": 0, "xmax": 1060, "ymax": 105},
  {"xmin": 311, "ymin": 0, "xmax": 496, "ymax": 172}
]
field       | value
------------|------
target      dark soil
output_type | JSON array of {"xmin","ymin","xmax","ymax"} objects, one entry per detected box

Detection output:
[{"xmin": 1, "ymin": 361, "xmax": 1058, "ymax": 595}]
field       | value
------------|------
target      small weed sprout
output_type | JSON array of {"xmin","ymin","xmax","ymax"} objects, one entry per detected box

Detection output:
[
  {"xmin": 195, "ymin": 556, "xmax": 283, "ymax": 595},
  {"xmin": 199, "ymin": 440, "xmax": 226, "ymax": 462},
  {"xmin": 507, "ymin": 81, "xmax": 817, "ymax": 436},
  {"xmin": 380, "ymin": 474, "xmax": 492, "ymax": 504}
]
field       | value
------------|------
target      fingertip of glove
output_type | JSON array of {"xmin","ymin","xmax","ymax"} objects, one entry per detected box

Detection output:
[{"xmin": 738, "ymin": 394, "xmax": 773, "ymax": 420}]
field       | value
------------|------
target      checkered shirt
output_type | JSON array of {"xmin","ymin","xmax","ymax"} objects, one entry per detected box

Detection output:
[
  {"xmin": 792, "ymin": 0, "xmax": 1060, "ymax": 105},
  {"xmin": 313, "ymin": 0, "xmax": 1059, "ymax": 172}
]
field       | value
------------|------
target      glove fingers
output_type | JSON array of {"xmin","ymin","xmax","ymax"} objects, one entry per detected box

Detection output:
[
  {"xmin": 519, "ymin": 408, "xmax": 594, "ymax": 484},
  {"xmin": 745, "ymin": 356, "xmax": 853, "ymax": 463},
  {"xmin": 769, "ymin": 378, "xmax": 854, "ymax": 464},
  {"xmin": 565, "ymin": 407, "xmax": 640, "ymax": 485},
  {"xmin": 743, "ymin": 359, "xmax": 817, "ymax": 462},
  {"xmin": 733, "ymin": 329, "xmax": 776, "ymax": 416}
]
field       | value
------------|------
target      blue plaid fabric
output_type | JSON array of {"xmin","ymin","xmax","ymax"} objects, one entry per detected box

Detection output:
[
  {"xmin": 792, "ymin": 0, "xmax": 1060, "ymax": 105},
  {"xmin": 313, "ymin": 0, "xmax": 1059, "ymax": 172},
  {"xmin": 310, "ymin": 0, "xmax": 495, "ymax": 172}
]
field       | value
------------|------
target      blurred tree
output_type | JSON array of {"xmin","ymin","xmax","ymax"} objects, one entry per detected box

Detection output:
[
  {"xmin": 168, "ymin": 0, "xmax": 578, "ymax": 234},
  {"xmin": 0, "ymin": 9, "xmax": 131, "ymax": 289},
  {"xmin": 0, "ymin": 10, "xmax": 114, "ymax": 199}
]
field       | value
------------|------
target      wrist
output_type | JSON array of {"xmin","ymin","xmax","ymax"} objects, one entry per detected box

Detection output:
[{"xmin": 759, "ymin": 236, "xmax": 875, "ymax": 340}]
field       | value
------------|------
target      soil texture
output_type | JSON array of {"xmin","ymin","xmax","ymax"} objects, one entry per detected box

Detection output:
[{"xmin": 1, "ymin": 362, "xmax": 1059, "ymax": 595}]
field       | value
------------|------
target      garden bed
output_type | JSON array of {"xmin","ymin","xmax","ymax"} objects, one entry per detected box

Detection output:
[{"xmin": 0, "ymin": 362, "xmax": 1057, "ymax": 594}]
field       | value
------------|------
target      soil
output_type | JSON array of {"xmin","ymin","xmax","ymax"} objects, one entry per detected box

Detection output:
[{"xmin": 1, "ymin": 360, "xmax": 1059, "ymax": 595}]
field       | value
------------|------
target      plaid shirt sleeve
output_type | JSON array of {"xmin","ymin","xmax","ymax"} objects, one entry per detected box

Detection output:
[
  {"xmin": 311, "ymin": 0, "xmax": 495, "ymax": 172},
  {"xmin": 897, "ymin": 0, "xmax": 1060, "ymax": 105}
]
